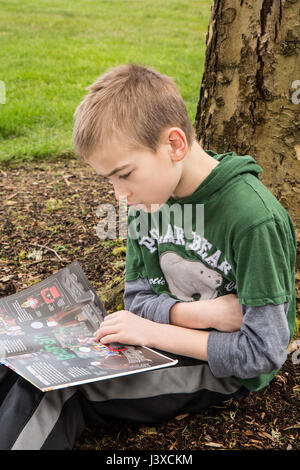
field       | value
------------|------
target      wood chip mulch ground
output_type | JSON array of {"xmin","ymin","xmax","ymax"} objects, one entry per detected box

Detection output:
[{"xmin": 0, "ymin": 157, "xmax": 299, "ymax": 451}]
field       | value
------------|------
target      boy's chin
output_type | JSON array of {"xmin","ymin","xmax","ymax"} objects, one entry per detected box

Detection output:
[
  {"xmin": 144, "ymin": 203, "xmax": 164, "ymax": 213},
  {"xmin": 131, "ymin": 203, "xmax": 164, "ymax": 213}
]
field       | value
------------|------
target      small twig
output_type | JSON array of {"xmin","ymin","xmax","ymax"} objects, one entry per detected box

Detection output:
[
  {"xmin": 25, "ymin": 258, "xmax": 51, "ymax": 267},
  {"xmin": 5, "ymin": 191, "xmax": 21, "ymax": 201},
  {"xmin": 27, "ymin": 242, "xmax": 64, "ymax": 261},
  {"xmin": 62, "ymin": 174, "xmax": 74, "ymax": 186}
]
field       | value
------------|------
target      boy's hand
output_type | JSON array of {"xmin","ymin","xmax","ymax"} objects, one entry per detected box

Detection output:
[
  {"xmin": 209, "ymin": 294, "xmax": 243, "ymax": 332},
  {"xmin": 93, "ymin": 310, "xmax": 154, "ymax": 346}
]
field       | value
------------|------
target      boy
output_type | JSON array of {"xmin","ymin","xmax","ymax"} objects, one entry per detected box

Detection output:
[{"xmin": 0, "ymin": 64, "xmax": 296, "ymax": 449}]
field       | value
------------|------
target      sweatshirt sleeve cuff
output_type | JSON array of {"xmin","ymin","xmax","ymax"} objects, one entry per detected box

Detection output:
[{"xmin": 151, "ymin": 295, "xmax": 180, "ymax": 324}]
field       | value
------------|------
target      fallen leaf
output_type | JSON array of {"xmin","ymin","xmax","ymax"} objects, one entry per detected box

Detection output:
[
  {"xmin": 0, "ymin": 275, "xmax": 14, "ymax": 282},
  {"xmin": 204, "ymin": 442, "xmax": 223, "ymax": 448},
  {"xmin": 283, "ymin": 424, "xmax": 300, "ymax": 430},
  {"xmin": 249, "ymin": 439, "xmax": 264, "ymax": 449},
  {"xmin": 287, "ymin": 340, "xmax": 300, "ymax": 354},
  {"xmin": 175, "ymin": 413, "xmax": 190, "ymax": 421},
  {"xmin": 169, "ymin": 440, "xmax": 177, "ymax": 450},
  {"xmin": 139, "ymin": 426, "xmax": 156, "ymax": 435},
  {"xmin": 271, "ymin": 429, "xmax": 282, "ymax": 440},
  {"xmin": 5, "ymin": 200, "xmax": 17, "ymax": 205},
  {"xmin": 258, "ymin": 431, "xmax": 273, "ymax": 440},
  {"xmin": 275, "ymin": 375, "xmax": 287, "ymax": 385},
  {"xmin": 27, "ymin": 249, "xmax": 43, "ymax": 261}
]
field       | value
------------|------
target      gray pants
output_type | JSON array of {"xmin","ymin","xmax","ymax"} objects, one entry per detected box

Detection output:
[{"xmin": 0, "ymin": 356, "xmax": 248, "ymax": 450}]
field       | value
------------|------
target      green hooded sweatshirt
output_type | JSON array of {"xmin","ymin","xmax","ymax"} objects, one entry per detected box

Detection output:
[{"xmin": 125, "ymin": 151, "xmax": 296, "ymax": 391}]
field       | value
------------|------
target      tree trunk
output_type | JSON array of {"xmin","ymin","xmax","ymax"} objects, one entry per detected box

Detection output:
[{"xmin": 195, "ymin": 0, "xmax": 300, "ymax": 245}]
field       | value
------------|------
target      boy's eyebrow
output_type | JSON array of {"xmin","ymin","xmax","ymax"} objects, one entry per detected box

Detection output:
[{"xmin": 103, "ymin": 164, "xmax": 130, "ymax": 178}]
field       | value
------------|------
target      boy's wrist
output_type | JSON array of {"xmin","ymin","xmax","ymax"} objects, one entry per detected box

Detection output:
[
  {"xmin": 146, "ymin": 319, "xmax": 209, "ymax": 361},
  {"xmin": 146, "ymin": 321, "xmax": 162, "ymax": 349}
]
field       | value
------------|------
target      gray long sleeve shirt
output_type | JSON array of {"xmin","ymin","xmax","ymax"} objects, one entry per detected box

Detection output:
[{"xmin": 123, "ymin": 278, "xmax": 290, "ymax": 380}]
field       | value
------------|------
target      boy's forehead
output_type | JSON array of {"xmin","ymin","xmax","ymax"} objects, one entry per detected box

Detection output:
[{"xmin": 87, "ymin": 140, "xmax": 136, "ymax": 175}]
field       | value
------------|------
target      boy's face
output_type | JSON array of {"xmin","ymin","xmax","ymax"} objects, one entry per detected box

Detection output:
[{"xmin": 87, "ymin": 130, "xmax": 185, "ymax": 212}]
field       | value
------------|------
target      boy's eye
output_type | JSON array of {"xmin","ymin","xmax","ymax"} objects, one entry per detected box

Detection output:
[{"xmin": 119, "ymin": 171, "xmax": 132, "ymax": 180}]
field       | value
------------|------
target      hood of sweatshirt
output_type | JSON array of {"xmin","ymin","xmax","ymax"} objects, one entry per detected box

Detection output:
[{"xmin": 167, "ymin": 150, "xmax": 263, "ymax": 205}]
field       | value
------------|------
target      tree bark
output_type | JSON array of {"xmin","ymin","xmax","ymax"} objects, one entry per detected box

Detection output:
[{"xmin": 195, "ymin": 0, "xmax": 300, "ymax": 245}]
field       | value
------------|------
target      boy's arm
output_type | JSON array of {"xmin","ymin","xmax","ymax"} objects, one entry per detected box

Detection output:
[
  {"xmin": 100, "ymin": 278, "xmax": 290, "ymax": 377},
  {"xmin": 124, "ymin": 278, "xmax": 242, "ymax": 331},
  {"xmin": 206, "ymin": 302, "xmax": 290, "ymax": 378},
  {"xmin": 94, "ymin": 302, "xmax": 290, "ymax": 377},
  {"xmin": 123, "ymin": 278, "xmax": 179, "ymax": 324},
  {"xmin": 94, "ymin": 310, "xmax": 209, "ymax": 361},
  {"xmin": 169, "ymin": 294, "xmax": 243, "ymax": 332}
]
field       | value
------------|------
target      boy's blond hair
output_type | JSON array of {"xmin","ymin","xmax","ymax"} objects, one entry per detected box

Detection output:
[{"xmin": 73, "ymin": 63, "xmax": 196, "ymax": 160}]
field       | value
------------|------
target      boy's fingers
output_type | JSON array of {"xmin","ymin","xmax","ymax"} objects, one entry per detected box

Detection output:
[
  {"xmin": 93, "ymin": 321, "xmax": 109, "ymax": 335},
  {"xmin": 93, "ymin": 332, "xmax": 101, "ymax": 341},
  {"xmin": 93, "ymin": 328, "xmax": 100, "ymax": 337},
  {"xmin": 103, "ymin": 315, "xmax": 119, "ymax": 324},
  {"xmin": 100, "ymin": 334, "xmax": 120, "ymax": 344},
  {"xmin": 93, "ymin": 323, "xmax": 119, "ymax": 341}
]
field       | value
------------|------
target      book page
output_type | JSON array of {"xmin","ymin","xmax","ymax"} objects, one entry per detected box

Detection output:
[{"xmin": 0, "ymin": 262, "xmax": 177, "ymax": 391}]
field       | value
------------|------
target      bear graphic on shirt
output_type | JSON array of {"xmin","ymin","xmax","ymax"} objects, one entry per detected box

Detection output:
[{"xmin": 159, "ymin": 251, "xmax": 223, "ymax": 301}]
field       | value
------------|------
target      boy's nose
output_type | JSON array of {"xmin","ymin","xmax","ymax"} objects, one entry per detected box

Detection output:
[{"xmin": 113, "ymin": 182, "xmax": 131, "ymax": 201}]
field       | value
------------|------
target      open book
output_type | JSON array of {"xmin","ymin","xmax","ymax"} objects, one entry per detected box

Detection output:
[{"xmin": 0, "ymin": 262, "xmax": 177, "ymax": 391}]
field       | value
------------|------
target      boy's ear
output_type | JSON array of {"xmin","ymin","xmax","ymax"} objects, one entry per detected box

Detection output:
[{"xmin": 166, "ymin": 127, "xmax": 188, "ymax": 162}]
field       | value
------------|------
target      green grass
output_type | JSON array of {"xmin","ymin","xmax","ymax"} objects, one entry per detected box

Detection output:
[{"xmin": 0, "ymin": 0, "xmax": 212, "ymax": 164}]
